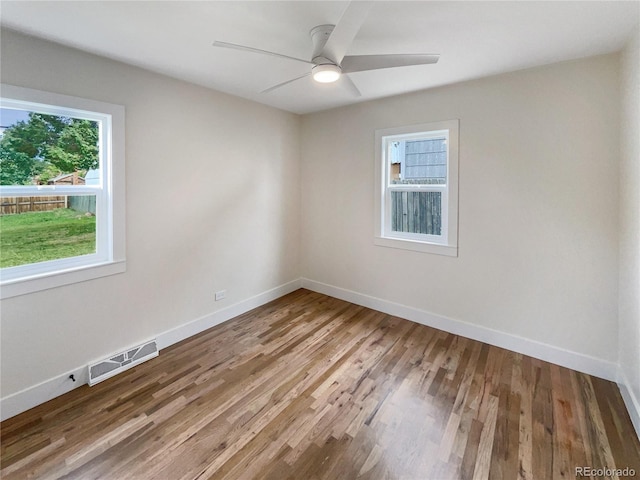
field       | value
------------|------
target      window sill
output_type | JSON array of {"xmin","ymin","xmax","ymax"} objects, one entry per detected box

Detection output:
[
  {"xmin": 374, "ymin": 236, "xmax": 458, "ymax": 257},
  {"xmin": 0, "ymin": 260, "xmax": 126, "ymax": 299}
]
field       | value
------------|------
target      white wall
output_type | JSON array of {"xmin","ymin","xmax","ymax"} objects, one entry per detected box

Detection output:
[
  {"xmin": 619, "ymin": 27, "xmax": 640, "ymax": 432},
  {"xmin": 0, "ymin": 30, "xmax": 301, "ymax": 398},
  {"xmin": 301, "ymin": 54, "xmax": 621, "ymax": 367}
]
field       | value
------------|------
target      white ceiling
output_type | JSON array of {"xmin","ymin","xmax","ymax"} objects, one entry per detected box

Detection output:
[{"xmin": 1, "ymin": 1, "xmax": 638, "ymax": 114}]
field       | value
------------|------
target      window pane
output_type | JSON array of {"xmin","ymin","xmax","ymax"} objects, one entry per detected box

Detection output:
[
  {"xmin": 390, "ymin": 191, "xmax": 442, "ymax": 235},
  {"xmin": 389, "ymin": 138, "xmax": 447, "ymax": 185},
  {"xmin": 0, "ymin": 195, "xmax": 96, "ymax": 267},
  {"xmin": 0, "ymin": 108, "xmax": 99, "ymax": 186}
]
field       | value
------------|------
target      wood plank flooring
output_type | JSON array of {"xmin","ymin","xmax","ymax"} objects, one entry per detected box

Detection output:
[{"xmin": 1, "ymin": 289, "xmax": 639, "ymax": 479}]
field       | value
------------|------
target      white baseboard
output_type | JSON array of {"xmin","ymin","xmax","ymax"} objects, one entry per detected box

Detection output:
[
  {"xmin": 301, "ymin": 278, "xmax": 619, "ymax": 382},
  {"xmin": 156, "ymin": 279, "xmax": 302, "ymax": 349},
  {"xmin": 0, "ymin": 365, "xmax": 89, "ymax": 422},
  {"xmin": 0, "ymin": 279, "xmax": 303, "ymax": 422},
  {"xmin": 618, "ymin": 369, "xmax": 640, "ymax": 440}
]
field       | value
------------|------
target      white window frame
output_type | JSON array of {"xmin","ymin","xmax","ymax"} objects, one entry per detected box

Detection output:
[
  {"xmin": 0, "ymin": 84, "xmax": 126, "ymax": 299},
  {"xmin": 374, "ymin": 119, "xmax": 459, "ymax": 256}
]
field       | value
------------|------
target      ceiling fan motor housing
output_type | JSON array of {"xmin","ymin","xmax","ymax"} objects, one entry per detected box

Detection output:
[{"xmin": 310, "ymin": 24, "xmax": 336, "ymax": 63}]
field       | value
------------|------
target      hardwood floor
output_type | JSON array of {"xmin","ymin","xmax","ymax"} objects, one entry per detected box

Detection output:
[{"xmin": 2, "ymin": 289, "xmax": 639, "ymax": 479}]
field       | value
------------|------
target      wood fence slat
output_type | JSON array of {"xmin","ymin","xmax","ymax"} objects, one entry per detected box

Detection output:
[{"xmin": 390, "ymin": 191, "xmax": 442, "ymax": 236}]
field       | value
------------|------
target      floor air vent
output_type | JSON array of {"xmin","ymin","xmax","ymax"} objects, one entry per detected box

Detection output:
[{"xmin": 88, "ymin": 339, "xmax": 158, "ymax": 386}]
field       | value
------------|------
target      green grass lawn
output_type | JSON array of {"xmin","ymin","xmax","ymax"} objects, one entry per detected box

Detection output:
[{"xmin": 0, "ymin": 209, "xmax": 96, "ymax": 268}]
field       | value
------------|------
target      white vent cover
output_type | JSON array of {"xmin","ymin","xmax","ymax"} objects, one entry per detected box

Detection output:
[{"xmin": 88, "ymin": 339, "xmax": 158, "ymax": 386}]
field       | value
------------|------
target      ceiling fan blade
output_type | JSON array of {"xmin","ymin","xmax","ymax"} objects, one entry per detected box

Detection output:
[
  {"xmin": 341, "ymin": 54, "xmax": 440, "ymax": 73},
  {"xmin": 320, "ymin": 1, "xmax": 373, "ymax": 64},
  {"xmin": 341, "ymin": 74, "xmax": 362, "ymax": 97},
  {"xmin": 213, "ymin": 41, "xmax": 313, "ymax": 65},
  {"xmin": 261, "ymin": 72, "xmax": 312, "ymax": 94}
]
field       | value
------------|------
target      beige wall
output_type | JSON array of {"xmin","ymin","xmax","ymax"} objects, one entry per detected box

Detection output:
[
  {"xmin": 619, "ymin": 27, "xmax": 640, "ymax": 419},
  {"xmin": 0, "ymin": 30, "xmax": 301, "ymax": 396},
  {"xmin": 300, "ymin": 54, "xmax": 621, "ymax": 363}
]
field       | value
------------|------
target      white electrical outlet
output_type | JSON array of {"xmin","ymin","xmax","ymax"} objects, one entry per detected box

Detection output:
[{"xmin": 215, "ymin": 290, "xmax": 226, "ymax": 301}]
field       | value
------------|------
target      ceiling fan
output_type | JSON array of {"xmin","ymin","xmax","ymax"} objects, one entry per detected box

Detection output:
[{"xmin": 212, "ymin": 1, "xmax": 439, "ymax": 96}]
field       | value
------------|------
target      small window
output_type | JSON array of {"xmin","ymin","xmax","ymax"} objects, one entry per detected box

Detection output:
[
  {"xmin": 375, "ymin": 120, "xmax": 459, "ymax": 256},
  {"xmin": 0, "ymin": 85, "xmax": 125, "ymax": 298}
]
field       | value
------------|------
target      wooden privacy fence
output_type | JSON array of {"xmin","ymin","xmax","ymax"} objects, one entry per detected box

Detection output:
[
  {"xmin": 0, "ymin": 196, "xmax": 96, "ymax": 215},
  {"xmin": 0, "ymin": 196, "xmax": 67, "ymax": 215},
  {"xmin": 391, "ymin": 191, "xmax": 442, "ymax": 235}
]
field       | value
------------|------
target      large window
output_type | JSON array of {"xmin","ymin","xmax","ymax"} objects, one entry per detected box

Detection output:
[
  {"xmin": 0, "ymin": 85, "xmax": 125, "ymax": 298},
  {"xmin": 375, "ymin": 120, "xmax": 459, "ymax": 256}
]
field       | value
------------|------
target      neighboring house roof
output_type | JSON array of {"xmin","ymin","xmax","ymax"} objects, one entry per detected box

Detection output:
[
  {"xmin": 48, "ymin": 172, "xmax": 85, "ymax": 185},
  {"xmin": 49, "ymin": 173, "xmax": 74, "ymax": 182}
]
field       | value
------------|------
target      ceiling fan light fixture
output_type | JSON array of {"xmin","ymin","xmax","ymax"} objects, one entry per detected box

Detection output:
[{"xmin": 312, "ymin": 64, "xmax": 341, "ymax": 83}]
